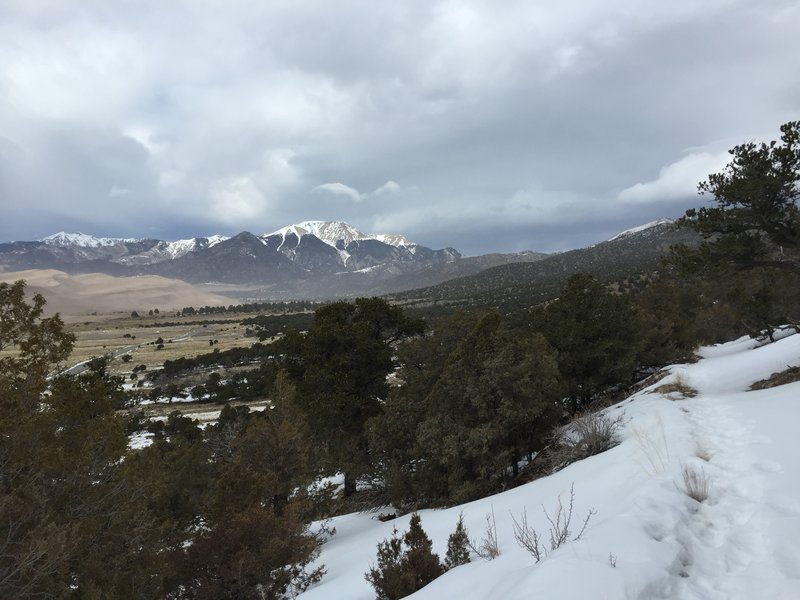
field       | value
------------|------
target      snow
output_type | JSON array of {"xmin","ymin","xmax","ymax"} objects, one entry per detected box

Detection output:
[
  {"xmin": 41, "ymin": 231, "xmax": 227, "ymax": 257},
  {"xmin": 164, "ymin": 238, "xmax": 200, "ymax": 258},
  {"xmin": 298, "ymin": 333, "xmax": 800, "ymax": 600},
  {"xmin": 265, "ymin": 220, "xmax": 414, "ymax": 250},
  {"xmin": 206, "ymin": 234, "xmax": 227, "ymax": 248},
  {"xmin": 607, "ymin": 218, "xmax": 675, "ymax": 242},
  {"xmin": 139, "ymin": 393, "xmax": 204, "ymax": 405},
  {"xmin": 41, "ymin": 231, "xmax": 142, "ymax": 247},
  {"xmin": 147, "ymin": 235, "xmax": 229, "ymax": 259},
  {"xmin": 128, "ymin": 431, "xmax": 154, "ymax": 450}
]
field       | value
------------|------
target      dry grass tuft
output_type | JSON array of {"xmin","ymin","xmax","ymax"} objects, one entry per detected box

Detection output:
[
  {"xmin": 632, "ymin": 417, "xmax": 670, "ymax": 475},
  {"xmin": 750, "ymin": 366, "xmax": 800, "ymax": 390},
  {"xmin": 681, "ymin": 465, "xmax": 710, "ymax": 503},
  {"xmin": 467, "ymin": 509, "xmax": 500, "ymax": 560},
  {"xmin": 546, "ymin": 412, "xmax": 624, "ymax": 473},
  {"xmin": 653, "ymin": 374, "xmax": 698, "ymax": 399}
]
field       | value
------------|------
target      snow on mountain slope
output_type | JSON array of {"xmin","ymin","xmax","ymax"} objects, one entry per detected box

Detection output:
[
  {"xmin": 607, "ymin": 218, "xmax": 675, "ymax": 242},
  {"xmin": 164, "ymin": 238, "xmax": 200, "ymax": 258},
  {"xmin": 266, "ymin": 220, "xmax": 414, "ymax": 249},
  {"xmin": 299, "ymin": 333, "xmax": 800, "ymax": 600},
  {"xmin": 42, "ymin": 231, "xmax": 142, "ymax": 247},
  {"xmin": 163, "ymin": 235, "xmax": 229, "ymax": 259}
]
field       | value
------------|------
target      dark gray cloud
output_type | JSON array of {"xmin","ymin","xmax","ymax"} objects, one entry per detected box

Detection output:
[{"xmin": 1, "ymin": 0, "xmax": 798, "ymax": 254}]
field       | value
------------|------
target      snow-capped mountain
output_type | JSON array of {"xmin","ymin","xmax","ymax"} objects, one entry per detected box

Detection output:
[
  {"xmin": 258, "ymin": 221, "xmax": 424, "ymax": 273},
  {"xmin": 0, "ymin": 218, "xmax": 696, "ymax": 300},
  {"xmin": 266, "ymin": 221, "xmax": 414, "ymax": 249},
  {"xmin": 607, "ymin": 218, "xmax": 674, "ymax": 242},
  {"xmin": 42, "ymin": 232, "xmax": 143, "ymax": 247},
  {"xmin": 0, "ymin": 222, "xmax": 460, "ymax": 297}
]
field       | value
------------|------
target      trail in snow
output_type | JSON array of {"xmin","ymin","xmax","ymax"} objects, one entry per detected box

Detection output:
[{"xmin": 298, "ymin": 334, "xmax": 800, "ymax": 600}]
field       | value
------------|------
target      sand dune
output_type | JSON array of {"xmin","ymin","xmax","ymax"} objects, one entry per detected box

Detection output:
[{"xmin": 0, "ymin": 269, "xmax": 232, "ymax": 317}]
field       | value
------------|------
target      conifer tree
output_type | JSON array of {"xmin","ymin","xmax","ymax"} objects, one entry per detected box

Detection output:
[
  {"xmin": 682, "ymin": 120, "xmax": 800, "ymax": 273},
  {"xmin": 374, "ymin": 312, "xmax": 562, "ymax": 506},
  {"xmin": 531, "ymin": 273, "xmax": 640, "ymax": 410},
  {"xmin": 670, "ymin": 121, "xmax": 800, "ymax": 337},
  {"xmin": 445, "ymin": 514, "xmax": 471, "ymax": 569},
  {"xmin": 365, "ymin": 514, "xmax": 444, "ymax": 600},
  {"xmin": 279, "ymin": 298, "xmax": 424, "ymax": 496}
]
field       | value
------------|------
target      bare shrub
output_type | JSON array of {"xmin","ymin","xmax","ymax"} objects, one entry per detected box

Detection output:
[
  {"xmin": 681, "ymin": 465, "xmax": 710, "ymax": 503},
  {"xmin": 510, "ymin": 508, "xmax": 545, "ymax": 562},
  {"xmin": 546, "ymin": 412, "xmax": 623, "ymax": 473},
  {"xmin": 467, "ymin": 508, "xmax": 499, "ymax": 560},
  {"xmin": 653, "ymin": 374, "xmax": 698, "ymax": 399},
  {"xmin": 511, "ymin": 484, "xmax": 596, "ymax": 563}
]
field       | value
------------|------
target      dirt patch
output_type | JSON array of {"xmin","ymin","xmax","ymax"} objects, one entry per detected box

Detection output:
[{"xmin": 750, "ymin": 366, "xmax": 800, "ymax": 390}]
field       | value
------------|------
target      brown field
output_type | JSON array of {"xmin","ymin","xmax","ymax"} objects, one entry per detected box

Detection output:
[
  {"xmin": 63, "ymin": 312, "xmax": 256, "ymax": 377},
  {"xmin": 0, "ymin": 269, "xmax": 234, "ymax": 319},
  {"xmin": 1, "ymin": 272, "xmax": 291, "ymax": 419}
]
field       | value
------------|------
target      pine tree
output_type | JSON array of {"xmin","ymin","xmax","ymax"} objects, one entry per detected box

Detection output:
[
  {"xmin": 531, "ymin": 273, "xmax": 640, "ymax": 411},
  {"xmin": 445, "ymin": 514, "xmax": 471, "ymax": 569},
  {"xmin": 365, "ymin": 514, "xmax": 444, "ymax": 600},
  {"xmin": 280, "ymin": 298, "xmax": 424, "ymax": 496},
  {"xmin": 683, "ymin": 120, "xmax": 800, "ymax": 274},
  {"xmin": 669, "ymin": 121, "xmax": 800, "ymax": 337},
  {"xmin": 379, "ymin": 312, "xmax": 562, "ymax": 505}
]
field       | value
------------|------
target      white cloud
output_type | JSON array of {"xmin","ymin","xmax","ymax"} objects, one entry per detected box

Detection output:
[
  {"xmin": 372, "ymin": 180, "xmax": 401, "ymax": 196},
  {"xmin": 618, "ymin": 151, "xmax": 729, "ymax": 204},
  {"xmin": 209, "ymin": 177, "xmax": 267, "ymax": 223},
  {"xmin": 312, "ymin": 180, "xmax": 402, "ymax": 203},
  {"xmin": 0, "ymin": 1, "xmax": 798, "ymax": 252},
  {"xmin": 312, "ymin": 182, "xmax": 363, "ymax": 202}
]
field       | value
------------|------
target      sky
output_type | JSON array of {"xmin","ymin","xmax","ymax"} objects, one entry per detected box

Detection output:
[{"xmin": 0, "ymin": 0, "xmax": 798, "ymax": 256}]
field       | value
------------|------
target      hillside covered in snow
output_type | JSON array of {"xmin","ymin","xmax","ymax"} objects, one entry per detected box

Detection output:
[{"xmin": 300, "ymin": 332, "xmax": 800, "ymax": 600}]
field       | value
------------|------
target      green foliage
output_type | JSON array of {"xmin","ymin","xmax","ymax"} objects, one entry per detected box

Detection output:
[
  {"xmin": 531, "ymin": 273, "xmax": 640, "ymax": 410},
  {"xmin": 671, "ymin": 121, "xmax": 800, "ymax": 337},
  {"xmin": 689, "ymin": 121, "xmax": 800, "ymax": 260},
  {"xmin": 0, "ymin": 281, "xmax": 179, "ymax": 597},
  {"xmin": 241, "ymin": 311, "xmax": 315, "ymax": 339},
  {"xmin": 176, "ymin": 505, "xmax": 324, "ymax": 600},
  {"xmin": 280, "ymin": 298, "xmax": 424, "ymax": 495},
  {"xmin": 0, "ymin": 280, "xmax": 74, "ymax": 399},
  {"xmin": 365, "ymin": 514, "xmax": 444, "ymax": 600},
  {"xmin": 0, "ymin": 281, "xmax": 327, "ymax": 598},
  {"xmin": 635, "ymin": 279, "xmax": 704, "ymax": 366},
  {"xmin": 445, "ymin": 514, "xmax": 471, "ymax": 569},
  {"xmin": 155, "ymin": 342, "xmax": 274, "ymax": 379},
  {"xmin": 371, "ymin": 311, "xmax": 562, "ymax": 506}
]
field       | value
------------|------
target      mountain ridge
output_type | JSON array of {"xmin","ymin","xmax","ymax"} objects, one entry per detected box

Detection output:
[
  {"xmin": 1, "ymin": 221, "xmax": 465, "ymax": 298},
  {"xmin": 2, "ymin": 218, "xmax": 684, "ymax": 301}
]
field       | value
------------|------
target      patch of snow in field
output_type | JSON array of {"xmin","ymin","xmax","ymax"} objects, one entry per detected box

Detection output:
[
  {"xmin": 128, "ymin": 431, "xmax": 154, "ymax": 450},
  {"xmin": 139, "ymin": 393, "xmax": 203, "ymax": 405}
]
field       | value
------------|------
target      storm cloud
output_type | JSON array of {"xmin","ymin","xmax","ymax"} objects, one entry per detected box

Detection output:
[{"xmin": 1, "ymin": 0, "xmax": 798, "ymax": 254}]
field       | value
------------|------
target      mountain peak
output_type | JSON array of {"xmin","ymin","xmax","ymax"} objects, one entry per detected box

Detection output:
[
  {"xmin": 265, "ymin": 220, "xmax": 414, "ymax": 248},
  {"xmin": 607, "ymin": 218, "xmax": 674, "ymax": 242},
  {"xmin": 41, "ymin": 232, "xmax": 142, "ymax": 247}
]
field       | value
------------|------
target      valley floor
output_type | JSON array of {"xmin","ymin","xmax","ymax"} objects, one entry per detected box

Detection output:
[{"xmin": 299, "ymin": 332, "xmax": 800, "ymax": 599}]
